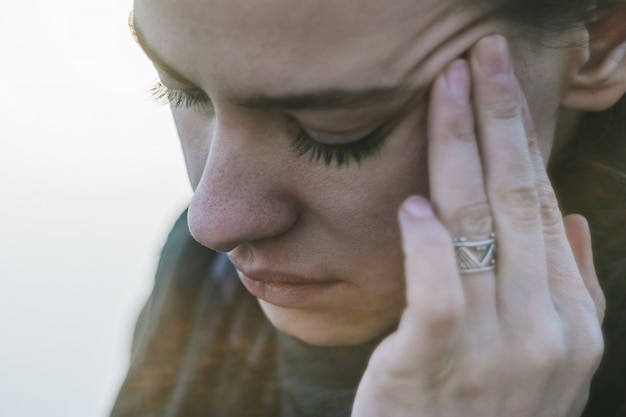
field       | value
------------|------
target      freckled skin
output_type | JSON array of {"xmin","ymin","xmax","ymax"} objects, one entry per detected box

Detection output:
[{"xmin": 134, "ymin": 0, "xmax": 579, "ymax": 346}]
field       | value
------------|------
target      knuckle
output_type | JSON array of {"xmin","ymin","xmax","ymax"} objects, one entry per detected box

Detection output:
[
  {"xmin": 493, "ymin": 183, "xmax": 540, "ymax": 226},
  {"xmin": 448, "ymin": 201, "xmax": 493, "ymax": 238},
  {"xmin": 537, "ymin": 185, "xmax": 563, "ymax": 233}
]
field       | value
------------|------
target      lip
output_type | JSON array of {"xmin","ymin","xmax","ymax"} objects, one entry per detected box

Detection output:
[{"xmin": 237, "ymin": 269, "xmax": 341, "ymax": 309}]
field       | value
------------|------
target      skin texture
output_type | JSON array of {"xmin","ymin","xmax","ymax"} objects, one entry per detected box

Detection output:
[
  {"xmin": 132, "ymin": 0, "xmax": 591, "ymax": 347},
  {"xmin": 131, "ymin": 0, "xmax": 626, "ymax": 414}
]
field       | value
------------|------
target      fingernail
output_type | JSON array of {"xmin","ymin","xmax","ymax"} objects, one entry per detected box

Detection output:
[
  {"xmin": 445, "ymin": 59, "xmax": 470, "ymax": 104},
  {"xmin": 476, "ymin": 35, "xmax": 510, "ymax": 77},
  {"xmin": 402, "ymin": 196, "xmax": 434, "ymax": 219}
]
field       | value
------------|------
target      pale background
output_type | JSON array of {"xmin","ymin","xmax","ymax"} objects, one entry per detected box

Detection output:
[{"xmin": 0, "ymin": 1, "xmax": 192, "ymax": 416}]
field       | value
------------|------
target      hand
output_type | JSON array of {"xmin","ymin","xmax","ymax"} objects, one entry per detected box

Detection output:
[{"xmin": 351, "ymin": 35, "xmax": 605, "ymax": 417}]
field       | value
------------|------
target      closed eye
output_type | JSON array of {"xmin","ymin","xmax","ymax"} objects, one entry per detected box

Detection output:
[
  {"xmin": 150, "ymin": 80, "xmax": 212, "ymax": 111},
  {"xmin": 293, "ymin": 121, "xmax": 396, "ymax": 168}
]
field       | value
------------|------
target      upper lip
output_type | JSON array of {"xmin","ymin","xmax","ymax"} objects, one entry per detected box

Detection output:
[{"xmin": 237, "ymin": 268, "xmax": 337, "ymax": 285}]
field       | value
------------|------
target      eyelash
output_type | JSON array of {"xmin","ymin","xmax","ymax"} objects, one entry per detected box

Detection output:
[
  {"xmin": 293, "ymin": 126, "xmax": 388, "ymax": 167},
  {"xmin": 149, "ymin": 80, "xmax": 389, "ymax": 168},
  {"xmin": 150, "ymin": 81, "xmax": 211, "ymax": 110}
]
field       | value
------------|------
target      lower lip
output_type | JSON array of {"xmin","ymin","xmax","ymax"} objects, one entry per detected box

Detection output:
[{"xmin": 238, "ymin": 272, "xmax": 341, "ymax": 309}]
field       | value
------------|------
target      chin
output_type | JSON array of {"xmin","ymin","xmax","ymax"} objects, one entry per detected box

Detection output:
[{"xmin": 258, "ymin": 299, "xmax": 400, "ymax": 347}]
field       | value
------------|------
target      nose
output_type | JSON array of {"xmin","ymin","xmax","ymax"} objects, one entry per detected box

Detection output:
[{"xmin": 187, "ymin": 118, "xmax": 298, "ymax": 253}]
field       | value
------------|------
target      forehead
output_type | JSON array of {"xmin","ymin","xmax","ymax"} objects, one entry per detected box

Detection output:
[{"xmin": 134, "ymin": 0, "xmax": 491, "ymax": 96}]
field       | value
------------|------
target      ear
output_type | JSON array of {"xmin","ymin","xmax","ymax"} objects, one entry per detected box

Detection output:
[{"xmin": 560, "ymin": 5, "xmax": 626, "ymax": 111}]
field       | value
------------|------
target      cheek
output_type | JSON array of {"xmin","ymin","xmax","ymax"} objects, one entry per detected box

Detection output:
[{"xmin": 304, "ymin": 108, "xmax": 429, "ymax": 247}]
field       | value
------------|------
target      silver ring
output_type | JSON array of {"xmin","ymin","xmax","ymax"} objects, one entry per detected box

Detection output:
[{"xmin": 454, "ymin": 233, "xmax": 496, "ymax": 273}]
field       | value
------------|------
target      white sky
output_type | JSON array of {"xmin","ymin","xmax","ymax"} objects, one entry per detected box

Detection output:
[{"xmin": 0, "ymin": 1, "xmax": 192, "ymax": 415}]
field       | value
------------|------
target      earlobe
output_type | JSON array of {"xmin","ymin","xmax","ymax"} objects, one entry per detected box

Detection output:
[{"xmin": 560, "ymin": 6, "xmax": 626, "ymax": 111}]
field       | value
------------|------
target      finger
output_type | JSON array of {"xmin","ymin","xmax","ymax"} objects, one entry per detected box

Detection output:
[
  {"xmin": 395, "ymin": 196, "xmax": 465, "ymax": 366},
  {"xmin": 428, "ymin": 58, "xmax": 496, "ymax": 318},
  {"xmin": 523, "ymin": 98, "xmax": 605, "ymax": 403},
  {"xmin": 563, "ymin": 214, "xmax": 605, "ymax": 322},
  {"xmin": 521, "ymin": 94, "xmax": 602, "ymax": 322},
  {"xmin": 469, "ymin": 35, "xmax": 550, "ymax": 313}
]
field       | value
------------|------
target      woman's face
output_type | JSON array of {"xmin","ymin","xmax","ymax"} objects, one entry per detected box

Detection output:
[{"xmin": 133, "ymin": 0, "xmax": 575, "ymax": 346}]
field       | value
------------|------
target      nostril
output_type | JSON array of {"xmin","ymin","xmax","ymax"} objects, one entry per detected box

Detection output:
[{"xmin": 187, "ymin": 206, "xmax": 236, "ymax": 253}]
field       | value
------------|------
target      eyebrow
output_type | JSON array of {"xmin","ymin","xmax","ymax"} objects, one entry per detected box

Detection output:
[
  {"xmin": 129, "ymin": 11, "xmax": 418, "ymax": 111},
  {"xmin": 233, "ymin": 86, "xmax": 414, "ymax": 110}
]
